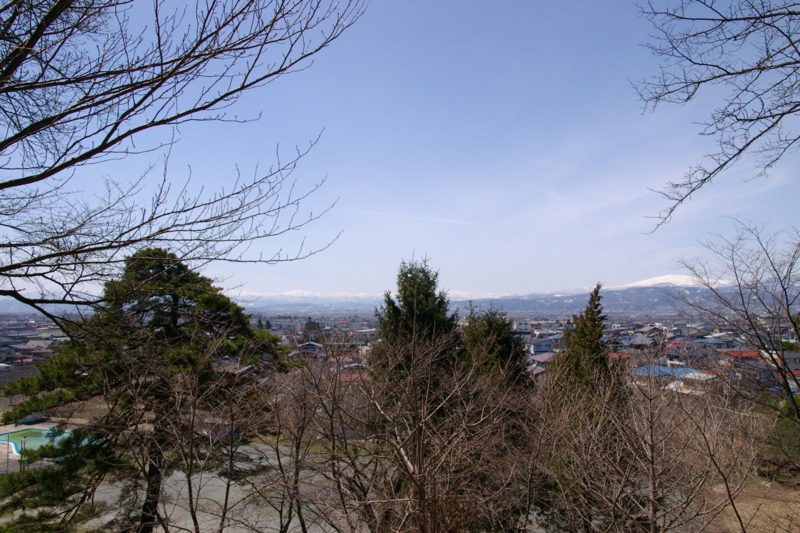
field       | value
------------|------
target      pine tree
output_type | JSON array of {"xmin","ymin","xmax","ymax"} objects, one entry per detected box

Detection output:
[
  {"xmin": 554, "ymin": 284, "xmax": 610, "ymax": 388},
  {"xmin": 0, "ymin": 249, "xmax": 281, "ymax": 532},
  {"xmin": 374, "ymin": 259, "xmax": 459, "ymax": 374},
  {"xmin": 462, "ymin": 306, "xmax": 527, "ymax": 381},
  {"xmin": 376, "ymin": 259, "xmax": 458, "ymax": 344}
]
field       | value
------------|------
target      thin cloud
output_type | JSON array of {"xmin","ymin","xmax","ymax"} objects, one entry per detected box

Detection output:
[
  {"xmin": 347, "ymin": 209, "xmax": 482, "ymax": 227},
  {"xmin": 231, "ymin": 289, "xmax": 382, "ymax": 299}
]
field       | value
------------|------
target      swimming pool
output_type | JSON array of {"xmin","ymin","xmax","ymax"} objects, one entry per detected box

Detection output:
[{"xmin": 0, "ymin": 428, "xmax": 69, "ymax": 456}]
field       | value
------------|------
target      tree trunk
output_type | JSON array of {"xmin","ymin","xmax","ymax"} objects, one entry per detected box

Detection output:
[{"xmin": 139, "ymin": 450, "xmax": 165, "ymax": 533}]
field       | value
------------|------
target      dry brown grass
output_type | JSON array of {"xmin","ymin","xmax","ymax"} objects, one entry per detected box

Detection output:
[{"xmin": 711, "ymin": 480, "xmax": 800, "ymax": 533}]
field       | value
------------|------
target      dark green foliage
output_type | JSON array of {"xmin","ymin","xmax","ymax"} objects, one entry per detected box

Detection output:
[
  {"xmin": 0, "ymin": 514, "xmax": 72, "ymax": 533},
  {"xmin": 4, "ymin": 249, "xmax": 278, "ymax": 422},
  {"xmin": 376, "ymin": 259, "xmax": 458, "ymax": 344},
  {"xmin": 758, "ymin": 398, "xmax": 800, "ymax": 473},
  {"xmin": 781, "ymin": 339, "xmax": 799, "ymax": 352},
  {"xmin": 0, "ymin": 249, "xmax": 281, "ymax": 531},
  {"xmin": 0, "ymin": 428, "xmax": 112, "ymax": 526},
  {"xmin": 553, "ymin": 284, "xmax": 610, "ymax": 388},
  {"xmin": 374, "ymin": 259, "xmax": 459, "ymax": 374},
  {"xmin": 462, "ymin": 306, "xmax": 527, "ymax": 381},
  {"xmin": 99, "ymin": 247, "xmax": 254, "ymax": 350}
]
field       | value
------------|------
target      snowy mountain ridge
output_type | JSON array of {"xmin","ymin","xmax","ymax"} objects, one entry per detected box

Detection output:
[{"xmin": 610, "ymin": 275, "xmax": 702, "ymax": 290}]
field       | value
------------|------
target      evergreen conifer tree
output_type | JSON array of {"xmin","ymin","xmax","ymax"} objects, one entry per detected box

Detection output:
[
  {"xmin": 0, "ymin": 249, "xmax": 282, "ymax": 533},
  {"xmin": 374, "ymin": 259, "xmax": 459, "ymax": 374},
  {"xmin": 462, "ymin": 306, "xmax": 527, "ymax": 381},
  {"xmin": 554, "ymin": 284, "xmax": 611, "ymax": 388},
  {"xmin": 376, "ymin": 259, "xmax": 458, "ymax": 344}
]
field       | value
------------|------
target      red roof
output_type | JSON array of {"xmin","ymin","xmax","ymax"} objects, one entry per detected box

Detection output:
[
  {"xmin": 608, "ymin": 352, "xmax": 633, "ymax": 359},
  {"xmin": 667, "ymin": 340, "xmax": 693, "ymax": 349},
  {"xmin": 723, "ymin": 350, "xmax": 758, "ymax": 359}
]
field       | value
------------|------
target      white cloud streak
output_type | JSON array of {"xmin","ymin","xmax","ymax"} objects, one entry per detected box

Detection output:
[{"xmin": 346, "ymin": 209, "xmax": 482, "ymax": 227}]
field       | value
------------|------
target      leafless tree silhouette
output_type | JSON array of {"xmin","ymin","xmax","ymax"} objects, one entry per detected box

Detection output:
[
  {"xmin": 0, "ymin": 0, "xmax": 364, "ymax": 315},
  {"xmin": 638, "ymin": 1, "xmax": 800, "ymax": 225}
]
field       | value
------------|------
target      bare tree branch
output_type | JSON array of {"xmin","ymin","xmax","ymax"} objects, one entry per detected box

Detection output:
[
  {"xmin": 0, "ymin": 0, "xmax": 364, "ymax": 311},
  {"xmin": 637, "ymin": 1, "xmax": 800, "ymax": 226}
]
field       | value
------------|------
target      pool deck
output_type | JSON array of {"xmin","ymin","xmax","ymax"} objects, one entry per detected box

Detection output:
[
  {"xmin": 0, "ymin": 421, "xmax": 70, "ymax": 462},
  {"xmin": 0, "ymin": 420, "xmax": 60, "ymax": 435}
]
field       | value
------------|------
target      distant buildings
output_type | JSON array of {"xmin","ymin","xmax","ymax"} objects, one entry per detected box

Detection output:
[
  {"xmin": 519, "ymin": 316, "xmax": 799, "ymax": 396},
  {"xmin": 0, "ymin": 315, "xmax": 66, "ymax": 384},
  {"xmin": 5, "ymin": 308, "xmax": 799, "ymax": 400}
]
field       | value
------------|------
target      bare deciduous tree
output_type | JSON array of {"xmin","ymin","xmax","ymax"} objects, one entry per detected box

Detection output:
[
  {"xmin": 242, "ymin": 331, "xmax": 535, "ymax": 533},
  {"xmin": 638, "ymin": 1, "xmax": 800, "ymax": 224},
  {"xmin": 0, "ymin": 0, "xmax": 364, "ymax": 315},
  {"xmin": 536, "ymin": 368, "xmax": 766, "ymax": 533},
  {"xmin": 673, "ymin": 220, "xmax": 800, "ymax": 423},
  {"xmin": 306, "ymin": 333, "xmax": 533, "ymax": 533}
]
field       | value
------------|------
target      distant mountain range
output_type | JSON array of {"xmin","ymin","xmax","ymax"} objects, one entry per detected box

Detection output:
[
  {"xmin": 233, "ymin": 276, "xmax": 716, "ymax": 316},
  {"xmin": 456, "ymin": 286, "xmax": 708, "ymax": 317},
  {"xmin": 0, "ymin": 276, "xmax": 719, "ymax": 317}
]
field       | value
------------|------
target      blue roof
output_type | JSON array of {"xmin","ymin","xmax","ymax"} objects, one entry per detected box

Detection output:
[
  {"xmin": 767, "ymin": 386, "xmax": 800, "ymax": 395},
  {"xmin": 631, "ymin": 365, "xmax": 702, "ymax": 378}
]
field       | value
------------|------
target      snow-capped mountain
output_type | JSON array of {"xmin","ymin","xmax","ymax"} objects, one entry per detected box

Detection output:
[
  {"xmin": 453, "ymin": 275, "xmax": 719, "ymax": 316},
  {"xmin": 0, "ymin": 275, "xmax": 722, "ymax": 317},
  {"xmin": 611, "ymin": 275, "xmax": 702, "ymax": 290}
]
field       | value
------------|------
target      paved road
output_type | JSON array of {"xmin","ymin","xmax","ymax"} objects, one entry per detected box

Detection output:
[{"xmin": 85, "ymin": 444, "xmax": 331, "ymax": 532}]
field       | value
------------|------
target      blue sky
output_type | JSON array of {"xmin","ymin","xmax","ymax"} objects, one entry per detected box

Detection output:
[{"xmin": 94, "ymin": 1, "xmax": 800, "ymax": 298}]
